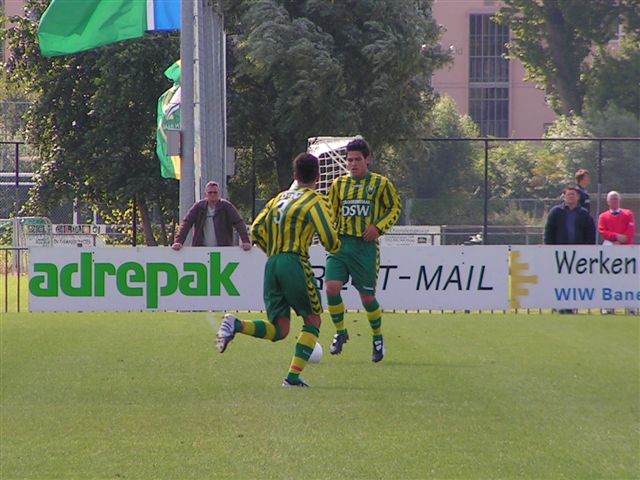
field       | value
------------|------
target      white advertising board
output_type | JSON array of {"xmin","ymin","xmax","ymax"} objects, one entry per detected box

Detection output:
[
  {"xmin": 52, "ymin": 224, "xmax": 105, "ymax": 235},
  {"xmin": 20, "ymin": 218, "xmax": 52, "ymax": 247},
  {"xmin": 52, "ymin": 234, "xmax": 105, "ymax": 248},
  {"xmin": 51, "ymin": 224, "xmax": 107, "ymax": 247},
  {"xmin": 510, "ymin": 246, "xmax": 640, "ymax": 309},
  {"xmin": 379, "ymin": 226, "xmax": 441, "ymax": 246},
  {"xmin": 29, "ymin": 247, "xmax": 264, "ymax": 312},
  {"xmin": 314, "ymin": 245, "xmax": 508, "ymax": 310},
  {"xmin": 29, "ymin": 245, "xmax": 510, "ymax": 312}
]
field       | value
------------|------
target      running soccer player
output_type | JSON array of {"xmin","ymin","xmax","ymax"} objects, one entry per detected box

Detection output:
[
  {"xmin": 216, "ymin": 152, "xmax": 340, "ymax": 387},
  {"xmin": 325, "ymin": 137, "xmax": 401, "ymax": 362}
]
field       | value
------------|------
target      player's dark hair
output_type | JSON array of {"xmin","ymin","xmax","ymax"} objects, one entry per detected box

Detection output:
[
  {"xmin": 575, "ymin": 168, "xmax": 590, "ymax": 183},
  {"xmin": 293, "ymin": 153, "xmax": 319, "ymax": 183},
  {"xmin": 346, "ymin": 137, "xmax": 371, "ymax": 158},
  {"xmin": 564, "ymin": 186, "xmax": 580, "ymax": 195}
]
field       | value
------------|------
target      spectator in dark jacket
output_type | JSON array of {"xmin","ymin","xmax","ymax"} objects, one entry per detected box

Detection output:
[
  {"xmin": 172, "ymin": 181, "xmax": 251, "ymax": 250},
  {"xmin": 544, "ymin": 187, "xmax": 596, "ymax": 245},
  {"xmin": 575, "ymin": 168, "xmax": 591, "ymax": 213},
  {"xmin": 545, "ymin": 187, "xmax": 596, "ymax": 314}
]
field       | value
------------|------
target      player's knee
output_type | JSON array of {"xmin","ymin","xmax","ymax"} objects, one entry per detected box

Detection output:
[
  {"xmin": 304, "ymin": 314, "xmax": 321, "ymax": 329},
  {"xmin": 273, "ymin": 319, "xmax": 290, "ymax": 341},
  {"xmin": 273, "ymin": 332, "xmax": 287, "ymax": 341},
  {"xmin": 361, "ymin": 294, "xmax": 376, "ymax": 306},
  {"xmin": 326, "ymin": 281, "xmax": 342, "ymax": 297}
]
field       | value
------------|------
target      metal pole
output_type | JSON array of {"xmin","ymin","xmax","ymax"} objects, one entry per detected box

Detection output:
[
  {"xmin": 193, "ymin": 0, "xmax": 203, "ymax": 197},
  {"xmin": 14, "ymin": 142, "xmax": 19, "ymax": 214},
  {"xmin": 180, "ymin": 0, "xmax": 196, "ymax": 219},
  {"xmin": 220, "ymin": 9, "xmax": 228, "ymax": 196},
  {"xmin": 483, "ymin": 139, "xmax": 489, "ymax": 244},
  {"xmin": 596, "ymin": 140, "xmax": 603, "ymax": 244},
  {"xmin": 201, "ymin": 0, "xmax": 215, "ymax": 194},
  {"xmin": 3, "ymin": 252, "xmax": 8, "ymax": 313},
  {"xmin": 16, "ymin": 248, "xmax": 20, "ymax": 312},
  {"xmin": 251, "ymin": 153, "xmax": 256, "ymax": 220},
  {"xmin": 132, "ymin": 196, "xmax": 137, "ymax": 247},
  {"xmin": 192, "ymin": 1, "xmax": 225, "ymax": 198},
  {"xmin": 210, "ymin": 4, "xmax": 226, "ymax": 196}
]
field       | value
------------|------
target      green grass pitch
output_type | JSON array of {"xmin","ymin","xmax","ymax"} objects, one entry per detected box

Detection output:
[{"xmin": 1, "ymin": 311, "xmax": 638, "ymax": 479}]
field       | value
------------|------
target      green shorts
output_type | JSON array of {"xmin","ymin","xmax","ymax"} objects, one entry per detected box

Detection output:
[
  {"xmin": 325, "ymin": 235, "xmax": 379, "ymax": 295},
  {"xmin": 263, "ymin": 253, "xmax": 322, "ymax": 323}
]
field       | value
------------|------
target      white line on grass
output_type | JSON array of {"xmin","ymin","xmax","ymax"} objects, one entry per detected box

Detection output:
[{"xmin": 206, "ymin": 311, "xmax": 218, "ymax": 331}]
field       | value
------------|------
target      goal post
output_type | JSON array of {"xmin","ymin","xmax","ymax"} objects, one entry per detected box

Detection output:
[{"xmin": 306, "ymin": 136, "xmax": 356, "ymax": 195}]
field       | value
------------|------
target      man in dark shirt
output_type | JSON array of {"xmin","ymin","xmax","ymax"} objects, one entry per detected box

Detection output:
[
  {"xmin": 544, "ymin": 187, "xmax": 595, "ymax": 245},
  {"xmin": 575, "ymin": 168, "xmax": 591, "ymax": 213},
  {"xmin": 544, "ymin": 187, "xmax": 596, "ymax": 314}
]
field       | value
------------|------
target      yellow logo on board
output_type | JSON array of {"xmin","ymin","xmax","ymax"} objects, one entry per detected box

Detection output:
[{"xmin": 509, "ymin": 250, "xmax": 538, "ymax": 309}]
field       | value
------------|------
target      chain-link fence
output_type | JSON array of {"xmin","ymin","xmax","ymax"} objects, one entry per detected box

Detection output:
[
  {"xmin": 2, "ymin": 138, "xmax": 639, "ymax": 245},
  {"xmin": 0, "ymin": 141, "xmax": 77, "ymax": 223},
  {"xmin": 406, "ymin": 137, "xmax": 640, "ymax": 244}
]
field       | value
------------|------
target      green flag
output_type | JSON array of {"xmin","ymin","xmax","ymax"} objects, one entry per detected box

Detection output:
[
  {"xmin": 157, "ymin": 60, "xmax": 181, "ymax": 180},
  {"xmin": 38, "ymin": 0, "xmax": 148, "ymax": 57},
  {"xmin": 163, "ymin": 59, "xmax": 181, "ymax": 84}
]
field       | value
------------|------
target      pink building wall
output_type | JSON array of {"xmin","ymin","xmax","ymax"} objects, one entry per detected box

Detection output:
[
  {"xmin": 432, "ymin": 0, "xmax": 557, "ymax": 138},
  {"xmin": 4, "ymin": 0, "xmax": 22, "ymax": 15},
  {"xmin": 3, "ymin": 1, "xmax": 25, "ymax": 60},
  {"xmin": 4, "ymin": 0, "xmax": 557, "ymax": 138}
]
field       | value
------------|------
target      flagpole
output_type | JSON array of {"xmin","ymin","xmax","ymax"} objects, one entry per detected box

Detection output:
[
  {"xmin": 197, "ymin": 0, "xmax": 226, "ymax": 197},
  {"xmin": 193, "ymin": 0, "xmax": 203, "ymax": 198},
  {"xmin": 179, "ymin": 0, "xmax": 195, "ymax": 219},
  {"xmin": 210, "ymin": 3, "xmax": 226, "ymax": 197}
]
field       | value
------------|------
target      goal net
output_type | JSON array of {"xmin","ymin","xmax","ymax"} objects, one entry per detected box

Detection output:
[
  {"xmin": 306, "ymin": 136, "xmax": 357, "ymax": 194},
  {"xmin": 301, "ymin": 136, "xmax": 355, "ymax": 245}
]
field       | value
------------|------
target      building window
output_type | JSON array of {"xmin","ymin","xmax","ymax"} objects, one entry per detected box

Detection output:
[
  {"xmin": 469, "ymin": 87, "xmax": 508, "ymax": 137},
  {"xmin": 469, "ymin": 14, "xmax": 509, "ymax": 137}
]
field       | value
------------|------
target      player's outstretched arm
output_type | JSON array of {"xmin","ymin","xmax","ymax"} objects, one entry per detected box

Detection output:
[
  {"xmin": 375, "ymin": 178, "xmax": 402, "ymax": 235},
  {"xmin": 623, "ymin": 211, "xmax": 636, "ymax": 245},
  {"xmin": 250, "ymin": 197, "xmax": 275, "ymax": 253},
  {"xmin": 327, "ymin": 180, "xmax": 341, "ymax": 228},
  {"xmin": 310, "ymin": 200, "xmax": 341, "ymax": 254}
]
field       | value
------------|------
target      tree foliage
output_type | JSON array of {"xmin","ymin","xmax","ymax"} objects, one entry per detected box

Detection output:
[
  {"xmin": 398, "ymin": 95, "xmax": 481, "ymax": 199},
  {"xmin": 484, "ymin": 103, "xmax": 639, "ymax": 203},
  {"xmin": 3, "ymin": 0, "xmax": 180, "ymax": 245},
  {"xmin": 0, "ymin": 75, "xmax": 31, "ymax": 142},
  {"xmin": 496, "ymin": 0, "xmax": 640, "ymax": 116},
  {"xmin": 224, "ymin": 0, "xmax": 450, "ymax": 191},
  {"xmin": 545, "ymin": 105, "xmax": 640, "ymax": 194},
  {"xmin": 586, "ymin": 34, "xmax": 640, "ymax": 116}
]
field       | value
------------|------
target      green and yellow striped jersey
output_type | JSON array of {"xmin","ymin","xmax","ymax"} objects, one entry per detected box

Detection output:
[
  {"xmin": 328, "ymin": 172, "xmax": 401, "ymax": 237},
  {"xmin": 251, "ymin": 186, "xmax": 340, "ymax": 258}
]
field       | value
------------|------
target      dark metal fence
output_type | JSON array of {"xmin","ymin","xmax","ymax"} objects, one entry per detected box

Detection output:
[
  {"xmin": 3, "ymin": 137, "xmax": 639, "ymax": 245},
  {"xmin": 417, "ymin": 137, "xmax": 640, "ymax": 244},
  {"xmin": 1, "ymin": 247, "xmax": 28, "ymax": 313}
]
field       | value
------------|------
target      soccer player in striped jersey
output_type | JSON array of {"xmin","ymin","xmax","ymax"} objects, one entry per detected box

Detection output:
[
  {"xmin": 216, "ymin": 152, "xmax": 340, "ymax": 387},
  {"xmin": 325, "ymin": 137, "xmax": 401, "ymax": 362}
]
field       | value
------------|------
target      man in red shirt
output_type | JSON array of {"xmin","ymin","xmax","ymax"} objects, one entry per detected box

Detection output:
[
  {"xmin": 598, "ymin": 191, "xmax": 636, "ymax": 245},
  {"xmin": 598, "ymin": 191, "xmax": 637, "ymax": 315}
]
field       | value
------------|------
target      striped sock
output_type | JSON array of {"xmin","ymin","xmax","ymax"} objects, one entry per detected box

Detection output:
[
  {"xmin": 365, "ymin": 299, "xmax": 382, "ymax": 340},
  {"xmin": 237, "ymin": 319, "xmax": 282, "ymax": 341},
  {"xmin": 328, "ymin": 294, "xmax": 347, "ymax": 335},
  {"xmin": 286, "ymin": 324, "xmax": 319, "ymax": 384}
]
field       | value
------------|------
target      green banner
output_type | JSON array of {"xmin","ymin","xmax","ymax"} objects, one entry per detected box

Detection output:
[
  {"xmin": 156, "ymin": 60, "xmax": 181, "ymax": 179},
  {"xmin": 38, "ymin": 0, "xmax": 147, "ymax": 57}
]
